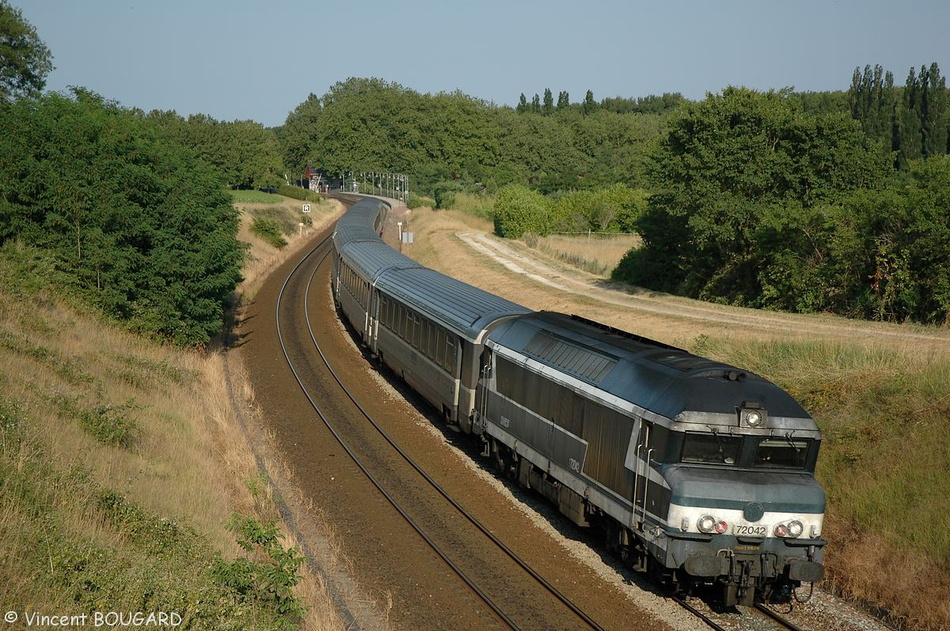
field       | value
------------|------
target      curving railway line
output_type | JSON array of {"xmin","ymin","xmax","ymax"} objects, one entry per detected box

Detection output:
[
  {"xmin": 240, "ymin": 215, "xmax": 676, "ymax": 629},
  {"xmin": 276, "ymin": 227, "xmax": 605, "ymax": 630},
  {"xmin": 237, "ymin": 198, "xmax": 897, "ymax": 630}
]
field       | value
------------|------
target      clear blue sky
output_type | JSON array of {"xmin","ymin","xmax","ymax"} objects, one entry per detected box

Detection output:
[{"xmin": 17, "ymin": 0, "xmax": 950, "ymax": 128}]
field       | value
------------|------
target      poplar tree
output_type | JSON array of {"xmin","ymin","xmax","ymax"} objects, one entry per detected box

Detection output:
[
  {"xmin": 919, "ymin": 63, "xmax": 948, "ymax": 157},
  {"xmin": 542, "ymin": 88, "xmax": 554, "ymax": 115},
  {"xmin": 516, "ymin": 93, "xmax": 528, "ymax": 113},
  {"xmin": 582, "ymin": 90, "xmax": 596, "ymax": 115}
]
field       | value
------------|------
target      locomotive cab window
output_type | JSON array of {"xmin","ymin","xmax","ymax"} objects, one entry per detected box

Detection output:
[
  {"xmin": 681, "ymin": 432, "xmax": 741, "ymax": 465},
  {"xmin": 753, "ymin": 438, "xmax": 811, "ymax": 469}
]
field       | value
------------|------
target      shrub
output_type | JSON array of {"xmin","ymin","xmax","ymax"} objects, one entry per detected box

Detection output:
[
  {"xmin": 276, "ymin": 184, "xmax": 321, "ymax": 203},
  {"xmin": 212, "ymin": 514, "xmax": 306, "ymax": 627},
  {"xmin": 250, "ymin": 217, "xmax": 287, "ymax": 248},
  {"xmin": 492, "ymin": 184, "xmax": 552, "ymax": 238}
]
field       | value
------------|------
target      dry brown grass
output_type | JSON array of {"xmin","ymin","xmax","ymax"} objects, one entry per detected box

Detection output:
[
  {"xmin": 825, "ymin": 526, "xmax": 950, "ymax": 631},
  {"xmin": 0, "ymin": 195, "xmax": 350, "ymax": 630},
  {"xmin": 526, "ymin": 232, "xmax": 642, "ymax": 277}
]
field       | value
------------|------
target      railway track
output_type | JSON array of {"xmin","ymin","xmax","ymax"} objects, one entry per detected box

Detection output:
[
  {"xmin": 273, "ymin": 231, "xmax": 609, "ymax": 630},
  {"xmin": 674, "ymin": 595, "xmax": 808, "ymax": 631}
]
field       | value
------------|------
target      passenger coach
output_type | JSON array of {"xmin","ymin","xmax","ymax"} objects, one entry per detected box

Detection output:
[{"xmin": 332, "ymin": 198, "xmax": 530, "ymax": 428}]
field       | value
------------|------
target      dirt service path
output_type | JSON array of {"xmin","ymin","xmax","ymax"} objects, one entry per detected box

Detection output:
[{"xmin": 401, "ymin": 208, "xmax": 950, "ymax": 354}]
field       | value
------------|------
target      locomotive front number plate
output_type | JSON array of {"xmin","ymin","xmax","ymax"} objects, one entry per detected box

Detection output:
[{"xmin": 734, "ymin": 524, "xmax": 768, "ymax": 536}]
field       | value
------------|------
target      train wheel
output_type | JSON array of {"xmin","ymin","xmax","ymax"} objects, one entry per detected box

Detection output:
[{"xmin": 493, "ymin": 441, "xmax": 518, "ymax": 481}]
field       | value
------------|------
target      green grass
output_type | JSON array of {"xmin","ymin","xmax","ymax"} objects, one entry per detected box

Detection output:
[
  {"xmin": 0, "ymin": 423, "xmax": 298, "ymax": 629},
  {"xmin": 449, "ymin": 191, "xmax": 495, "ymax": 218},
  {"xmin": 228, "ymin": 189, "xmax": 284, "ymax": 204}
]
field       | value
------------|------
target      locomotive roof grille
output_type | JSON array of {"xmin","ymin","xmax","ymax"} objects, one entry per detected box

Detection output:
[
  {"xmin": 524, "ymin": 330, "xmax": 617, "ymax": 383},
  {"xmin": 645, "ymin": 351, "xmax": 724, "ymax": 373}
]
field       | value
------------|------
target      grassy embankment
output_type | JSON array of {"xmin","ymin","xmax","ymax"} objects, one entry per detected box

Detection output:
[
  {"xmin": 424, "ymin": 195, "xmax": 950, "ymax": 631},
  {"xmin": 0, "ymin": 192, "xmax": 344, "ymax": 630}
]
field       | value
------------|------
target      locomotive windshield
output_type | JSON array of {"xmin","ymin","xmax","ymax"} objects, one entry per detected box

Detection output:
[
  {"xmin": 681, "ymin": 433, "xmax": 741, "ymax": 465},
  {"xmin": 680, "ymin": 434, "xmax": 814, "ymax": 469},
  {"xmin": 753, "ymin": 438, "xmax": 811, "ymax": 469}
]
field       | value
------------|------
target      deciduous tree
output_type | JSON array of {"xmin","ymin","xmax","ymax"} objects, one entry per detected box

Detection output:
[{"xmin": 0, "ymin": 0, "xmax": 53, "ymax": 102}]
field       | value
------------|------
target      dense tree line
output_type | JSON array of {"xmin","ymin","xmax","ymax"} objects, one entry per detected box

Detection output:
[
  {"xmin": 279, "ymin": 69, "xmax": 949, "ymax": 324},
  {"xmin": 0, "ymin": 89, "xmax": 245, "ymax": 345},
  {"xmin": 614, "ymin": 85, "xmax": 950, "ymax": 325},
  {"xmin": 146, "ymin": 111, "xmax": 284, "ymax": 191},
  {"xmin": 279, "ymin": 77, "xmax": 675, "ymax": 199}
]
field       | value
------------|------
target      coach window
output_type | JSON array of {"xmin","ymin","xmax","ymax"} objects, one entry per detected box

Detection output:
[
  {"xmin": 444, "ymin": 336, "xmax": 456, "ymax": 371},
  {"xmin": 396, "ymin": 304, "xmax": 406, "ymax": 338},
  {"xmin": 427, "ymin": 323, "xmax": 437, "ymax": 359},
  {"xmin": 415, "ymin": 314, "xmax": 424, "ymax": 350},
  {"xmin": 382, "ymin": 296, "xmax": 392, "ymax": 328}
]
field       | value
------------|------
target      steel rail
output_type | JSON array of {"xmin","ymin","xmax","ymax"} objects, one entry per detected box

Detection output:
[
  {"xmin": 673, "ymin": 596, "xmax": 728, "ymax": 631},
  {"xmin": 755, "ymin": 603, "xmax": 806, "ymax": 631}
]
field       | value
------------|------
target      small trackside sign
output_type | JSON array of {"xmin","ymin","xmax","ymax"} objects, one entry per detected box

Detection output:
[{"xmin": 302, "ymin": 204, "xmax": 311, "ymax": 213}]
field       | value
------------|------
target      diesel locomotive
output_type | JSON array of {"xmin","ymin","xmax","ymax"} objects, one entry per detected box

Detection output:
[{"xmin": 330, "ymin": 196, "xmax": 826, "ymax": 607}]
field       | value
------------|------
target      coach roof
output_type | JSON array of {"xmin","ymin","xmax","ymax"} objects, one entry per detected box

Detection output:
[
  {"xmin": 339, "ymin": 240, "xmax": 424, "ymax": 282},
  {"xmin": 375, "ymin": 266, "xmax": 531, "ymax": 342}
]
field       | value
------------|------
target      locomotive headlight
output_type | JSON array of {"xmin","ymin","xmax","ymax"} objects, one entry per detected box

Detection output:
[
  {"xmin": 739, "ymin": 404, "xmax": 767, "ymax": 428},
  {"xmin": 774, "ymin": 520, "xmax": 804, "ymax": 538},
  {"xmin": 697, "ymin": 515, "xmax": 728, "ymax": 534},
  {"xmin": 787, "ymin": 520, "xmax": 804, "ymax": 538}
]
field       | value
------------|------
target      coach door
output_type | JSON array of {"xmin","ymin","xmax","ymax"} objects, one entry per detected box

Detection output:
[{"xmin": 474, "ymin": 347, "xmax": 494, "ymax": 435}]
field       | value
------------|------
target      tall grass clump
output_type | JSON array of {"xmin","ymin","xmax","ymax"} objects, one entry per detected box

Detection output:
[
  {"xmin": 521, "ymin": 232, "xmax": 643, "ymax": 277},
  {"xmin": 690, "ymin": 334, "xmax": 950, "ymax": 630},
  {"xmin": 451, "ymin": 191, "xmax": 495, "ymax": 219}
]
